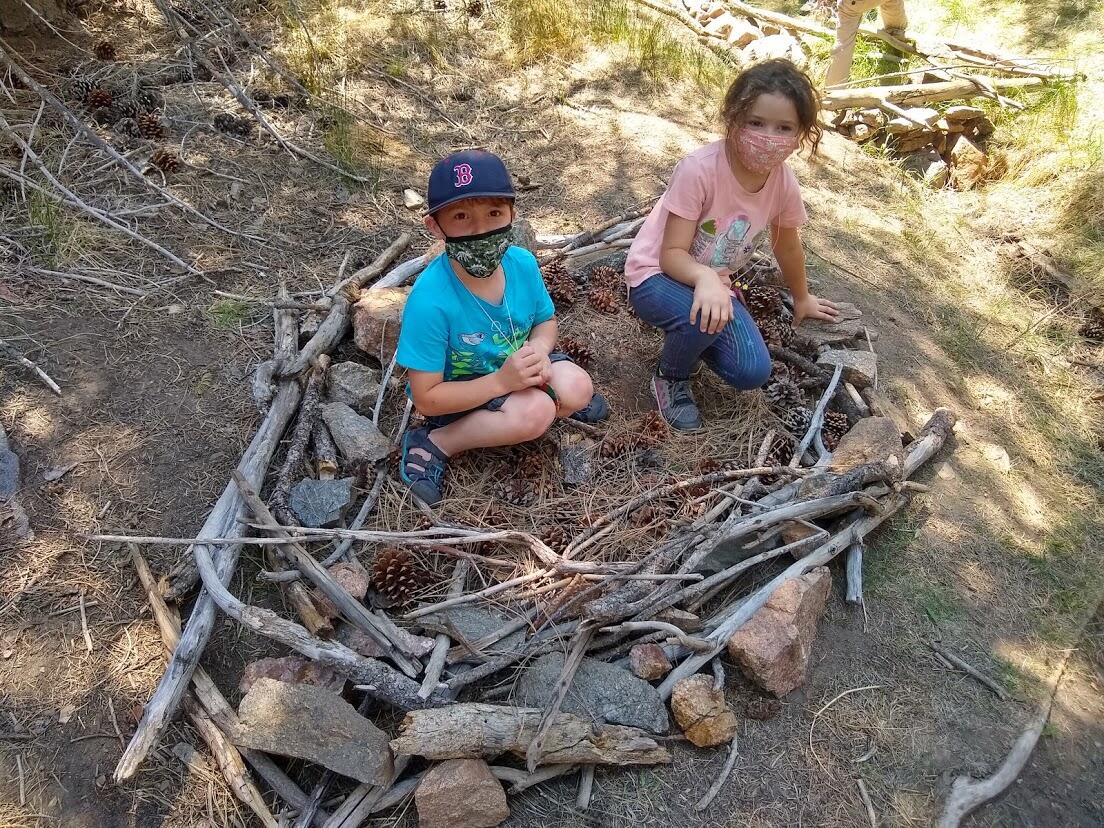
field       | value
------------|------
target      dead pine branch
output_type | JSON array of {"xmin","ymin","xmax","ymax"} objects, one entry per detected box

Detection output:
[
  {"xmin": 0, "ymin": 337, "xmax": 60, "ymax": 394},
  {"xmin": 694, "ymin": 733, "xmax": 739, "ymax": 812},
  {"xmin": 525, "ymin": 623, "xmax": 598, "ymax": 772},
  {"xmin": 929, "ymin": 641, "xmax": 1009, "ymax": 701}
]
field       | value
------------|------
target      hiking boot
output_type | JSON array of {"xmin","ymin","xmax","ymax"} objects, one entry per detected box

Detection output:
[
  {"xmin": 651, "ymin": 373, "xmax": 702, "ymax": 431},
  {"xmin": 570, "ymin": 392, "xmax": 611, "ymax": 424}
]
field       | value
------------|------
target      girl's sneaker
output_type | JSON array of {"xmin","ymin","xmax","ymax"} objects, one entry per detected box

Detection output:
[{"xmin": 651, "ymin": 373, "xmax": 702, "ymax": 431}]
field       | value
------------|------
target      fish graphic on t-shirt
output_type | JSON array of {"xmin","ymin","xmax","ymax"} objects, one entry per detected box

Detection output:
[{"xmin": 459, "ymin": 332, "xmax": 486, "ymax": 346}]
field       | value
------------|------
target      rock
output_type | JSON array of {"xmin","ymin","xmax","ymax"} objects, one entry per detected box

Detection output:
[
  {"xmin": 326, "ymin": 362, "xmax": 381, "ymax": 414},
  {"xmin": 981, "ymin": 442, "xmax": 1012, "ymax": 473},
  {"xmin": 239, "ymin": 656, "xmax": 345, "ymax": 695},
  {"xmin": 321, "ymin": 403, "xmax": 391, "ymax": 465},
  {"xmin": 761, "ymin": 21, "xmax": 782, "ymax": 35},
  {"xmin": 943, "ymin": 104, "xmax": 986, "ymax": 123},
  {"xmin": 415, "ymin": 758, "xmax": 509, "ymax": 828},
  {"xmin": 234, "ymin": 678, "xmax": 393, "ymax": 784},
  {"xmin": 816, "ymin": 349, "xmax": 877, "ymax": 389},
  {"xmin": 703, "ymin": 15, "xmax": 733, "ymax": 39},
  {"xmin": 848, "ymin": 123, "xmax": 874, "ymax": 143},
  {"xmin": 629, "ymin": 644, "xmax": 672, "ymax": 680},
  {"xmin": 312, "ymin": 561, "xmax": 370, "ymax": 619},
  {"xmin": 335, "ymin": 622, "xmax": 388, "ymax": 658},
  {"xmin": 402, "ymin": 188, "xmax": 425, "ymax": 209},
  {"xmin": 900, "ymin": 147, "xmax": 949, "ymax": 188},
  {"xmin": 780, "ymin": 520, "xmax": 822, "ymax": 557},
  {"xmin": 828, "ymin": 417, "xmax": 903, "ymax": 473},
  {"xmin": 884, "ymin": 118, "xmax": 923, "ymax": 135},
  {"xmin": 726, "ymin": 567, "xmax": 831, "ymax": 696},
  {"xmin": 947, "ymin": 134, "xmax": 988, "ymax": 190},
  {"xmin": 352, "ymin": 286, "xmax": 409, "ymax": 362},
  {"xmin": 742, "ymin": 33, "xmax": 806, "ymax": 68},
  {"xmin": 725, "ymin": 18, "xmax": 763, "ymax": 48},
  {"xmin": 856, "ymin": 108, "xmax": 886, "ymax": 128},
  {"xmin": 558, "ymin": 435, "xmax": 593, "ymax": 486},
  {"xmin": 656, "ymin": 608, "xmax": 702, "ymax": 633},
  {"xmin": 963, "ymin": 115, "xmax": 995, "ymax": 139},
  {"xmin": 516, "ymin": 653, "xmax": 669, "ymax": 733},
  {"xmin": 902, "ymin": 106, "xmax": 940, "ymax": 127},
  {"xmin": 669, "ymin": 674, "xmax": 737, "ymax": 747},
  {"xmin": 419, "ymin": 607, "xmax": 526, "ymax": 658},
  {"xmin": 290, "ymin": 477, "xmax": 354, "ymax": 528},
  {"xmin": 798, "ymin": 301, "xmax": 876, "ymax": 347},
  {"xmin": 0, "ymin": 425, "xmax": 20, "ymax": 500},
  {"xmin": 861, "ymin": 387, "xmax": 914, "ymax": 442},
  {"xmin": 510, "ymin": 218, "xmax": 538, "ymax": 254},
  {"xmin": 892, "ymin": 130, "xmax": 939, "ymax": 154}
]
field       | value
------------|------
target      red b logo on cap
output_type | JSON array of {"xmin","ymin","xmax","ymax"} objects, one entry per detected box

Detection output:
[{"xmin": 454, "ymin": 163, "xmax": 473, "ymax": 187}]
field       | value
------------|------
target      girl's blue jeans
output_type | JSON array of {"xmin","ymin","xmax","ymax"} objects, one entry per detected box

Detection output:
[{"xmin": 629, "ymin": 273, "xmax": 771, "ymax": 389}]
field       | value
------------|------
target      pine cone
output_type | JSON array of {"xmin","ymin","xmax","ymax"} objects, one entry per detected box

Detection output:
[
  {"xmin": 542, "ymin": 261, "xmax": 577, "ymax": 307},
  {"xmin": 637, "ymin": 410, "xmax": 668, "ymax": 443},
  {"xmin": 764, "ymin": 378, "xmax": 804, "ymax": 413},
  {"xmin": 537, "ymin": 524, "xmax": 568, "ymax": 555},
  {"xmin": 114, "ymin": 98, "xmax": 141, "ymax": 119},
  {"xmin": 213, "ymin": 112, "xmax": 252, "ymax": 137},
  {"xmin": 588, "ymin": 288, "xmax": 619, "ymax": 314},
  {"xmin": 150, "ymin": 148, "xmax": 180, "ymax": 173},
  {"xmin": 697, "ymin": 457, "xmax": 743, "ymax": 475},
  {"xmin": 628, "ymin": 502, "xmax": 673, "ymax": 537},
  {"xmin": 65, "ymin": 77, "xmax": 94, "ymax": 101},
  {"xmin": 86, "ymin": 87, "xmax": 113, "ymax": 108},
  {"xmin": 557, "ymin": 336, "xmax": 595, "ymax": 369},
  {"xmin": 761, "ymin": 434, "xmax": 795, "ymax": 482},
  {"xmin": 779, "ymin": 406, "xmax": 812, "ymax": 437},
  {"xmin": 758, "ymin": 316, "xmax": 795, "ymax": 348},
  {"xmin": 137, "ymin": 112, "xmax": 165, "ymax": 139},
  {"xmin": 514, "ymin": 446, "xmax": 549, "ymax": 480},
  {"xmin": 822, "ymin": 410, "xmax": 850, "ymax": 451},
  {"xmin": 599, "ymin": 433, "xmax": 634, "ymax": 458},
  {"xmin": 370, "ymin": 547, "xmax": 427, "ymax": 606},
  {"xmin": 134, "ymin": 87, "xmax": 163, "ymax": 112},
  {"xmin": 1080, "ymin": 308, "xmax": 1104, "ymax": 342},
  {"xmin": 588, "ymin": 264, "xmax": 622, "ymax": 293},
  {"xmin": 492, "ymin": 477, "xmax": 538, "ymax": 507},
  {"xmin": 94, "ymin": 40, "xmax": 118, "ymax": 61},
  {"xmin": 746, "ymin": 284, "xmax": 782, "ymax": 320}
]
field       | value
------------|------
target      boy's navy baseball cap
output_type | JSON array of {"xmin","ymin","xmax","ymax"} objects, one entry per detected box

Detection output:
[{"xmin": 426, "ymin": 149, "xmax": 515, "ymax": 215}]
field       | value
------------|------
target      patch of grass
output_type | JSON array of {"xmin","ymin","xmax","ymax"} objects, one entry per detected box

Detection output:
[
  {"xmin": 914, "ymin": 582, "xmax": 964, "ymax": 625},
  {"xmin": 207, "ymin": 299, "xmax": 252, "ymax": 329},
  {"xmin": 27, "ymin": 191, "xmax": 86, "ymax": 267},
  {"xmin": 937, "ymin": 0, "xmax": 978, "ymax": 27},
  {"xmin": 865, "ymin": 511, "xmax": 923, "ymax": 596},
  {"xmin": 321, "ymin": 104, "xmax": 382, "ymax": 181}
]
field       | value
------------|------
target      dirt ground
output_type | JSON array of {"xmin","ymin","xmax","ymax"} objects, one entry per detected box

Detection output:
[{"xmin": 2, "ymin": 1, "xmax": 1102, "ymax": 826}]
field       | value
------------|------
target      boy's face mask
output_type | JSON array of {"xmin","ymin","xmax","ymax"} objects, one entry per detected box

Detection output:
[
  {"xmin": 732, "ymin": 128, "xmax": 799, "ymax": 174},
  {"xmin": 444, "ymin": 224, "xmax": 513, "ymax": 278}
]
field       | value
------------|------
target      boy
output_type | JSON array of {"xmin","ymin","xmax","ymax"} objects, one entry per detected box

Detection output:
[{"xmin": 396, "ymin": 149, "xmax": 609, "ymax": 505}]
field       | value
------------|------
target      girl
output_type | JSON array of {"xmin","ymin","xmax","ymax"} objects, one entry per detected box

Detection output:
[{"xmin": 626, "ymin": 59, "xmax": 839, "ymax": 431}]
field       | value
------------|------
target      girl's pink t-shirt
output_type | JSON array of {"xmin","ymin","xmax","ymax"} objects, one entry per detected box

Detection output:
[{"xmin": 625, "ymin": 139, "xmax": 808, "ymax": 288}]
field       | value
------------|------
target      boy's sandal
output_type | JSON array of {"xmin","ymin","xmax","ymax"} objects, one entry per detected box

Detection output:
[
  {"xmin": 400, "ymin": 427, "xmax": 449, "ymax": 506},
  {"xmin": 570, "ymin": 392, "xmax": 611, "ymax": 424}
]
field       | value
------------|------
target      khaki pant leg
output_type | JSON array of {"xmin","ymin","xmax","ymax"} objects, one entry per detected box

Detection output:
[
  {"xmin": 879, "ymin": 0, "xmax": 908, "ymax": 31},
  {"xmin": 825, "ymin": 0, "xmax": 882, "ymax": 86}
]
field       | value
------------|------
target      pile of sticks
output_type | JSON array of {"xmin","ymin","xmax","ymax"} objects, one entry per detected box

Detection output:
[{"xmin": 87, "ymin": 208, "xmax": 958, "ymax": 823}]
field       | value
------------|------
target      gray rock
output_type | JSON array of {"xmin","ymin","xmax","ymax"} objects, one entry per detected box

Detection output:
[
  {"xmin": 0, "ymin": 425, "xmax": 20, "ymax": 500},
  {"xmin": 798, "ymin": 302, "xmax": 877, "ymax": 348},
  {"xmin": 816, "ymin": 349, "xmax": 878, "ymax": 390},
  {"xmin": 510, "ymin": 218, "xmax": 538, "ymax": 254},
  {"xmin": 516, "ymin": 653, "xmax": 669, "ymax": 734},
  {"xmin": 418, "ymin": 607, "xmax": 525, "ymax": 658},
  {"xmin": 327, "ymin": 362, "xmax": 381, "ymax": 414},
  {"xmin": 402, "ymin": 188, "xmax": 425, "ymax": 209},
  {"xmin": 290, "ymin": 477, "xmax": 354, "ymax": 527},
  {"xmin": 321, "ymin": 403, "xmax": 391, "ymax": 465},
  {"xmin": 234, "ymin": 678, "xmax": 393, "ymax": 784},
  {"xmin": 559, "ymin": 441, "xmax": 593, "ymax": 487}
]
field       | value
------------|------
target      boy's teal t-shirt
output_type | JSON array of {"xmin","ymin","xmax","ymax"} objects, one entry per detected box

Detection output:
[{"xmin": 396, "ymin": 246, "xmax": 555, "ymax": 380}]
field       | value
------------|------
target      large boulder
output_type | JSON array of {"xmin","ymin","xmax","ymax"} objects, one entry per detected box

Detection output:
[
  {"xmin": 742, "ymin": 33, "xmax": 806, "ymax": 68},
  {"xmin": 415, "ymin": 758, "xmax": 509, "ymax": 828},
  {"xmin": 726, "ymin": 567, "xmax": 831, "ymax": 696}
]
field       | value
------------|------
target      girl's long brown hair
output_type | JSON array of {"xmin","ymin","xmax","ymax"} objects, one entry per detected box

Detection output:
[{"xmin": 721, "ymin": 59, "xmax": 822, "ymax": 155}]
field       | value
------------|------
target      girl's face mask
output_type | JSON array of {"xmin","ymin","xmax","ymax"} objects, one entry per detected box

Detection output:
[
  {"xmin": 732, "ymin": 128, "xmax": 799, "ymax": 174},
  {"xmin": 445, "ymin": 224, "xmax": 513, "ymax": 278}
]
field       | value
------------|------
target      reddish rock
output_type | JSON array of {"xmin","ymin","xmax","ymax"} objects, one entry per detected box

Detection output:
[
  {"xmin": 726, "ymin": 567, "xmax": 832, "ymax": 697},
  {"xmin": 629, "ymin": 643, "xmax": 672, "ymax": 681},
  {"xmin": 827, "ymin": 417, "xmax": 903, "ymax": 474},
  {"xmin": 670, "ymin": 674, "xmax": 737, "ymax": 747},
  {"xmin": 657, "ymin": 608, "xmax": 702, "ymax": 633},
  {"xmin": 352, "ymin": 286, "xmax": 409, "ymax": 362},
  {"xmin": 239, "ymin": 656, "xmax": 344, "ymax": 695},
  {"xmin": 415, "ymin": 758, "xmax": 509, "ymax": 828},
  {"xmin": 335, "ymin": 623, "xmax": 388, "ymax": 658},
  {"xmin": 312, "ymin": 561, "xmax": 370, "ymax": 620},
  {"xmin": 947, "ymin": 134, "xmax": 988, "ymax": 190}
]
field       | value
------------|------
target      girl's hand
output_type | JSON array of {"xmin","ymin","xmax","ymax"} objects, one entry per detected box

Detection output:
[
  {"xmin": 792, "ymin": 293, "xmax": 840, "ymax": 327},
  {"xmin": 690, "ymin": 273, "xmax": 733, "ymax": 335}
]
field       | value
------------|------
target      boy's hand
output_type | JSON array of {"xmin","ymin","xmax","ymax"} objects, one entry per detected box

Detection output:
[
  {"xmin": 497, "ymin": 344, "xmax": 545, "ymax": 393},
  {"xmin": 690, "ymin": 271, "xmax": 733, "ymax": 335},
  {"xmin": 792, "ymin": 293, "xmax": 840, "ymax": 327}
]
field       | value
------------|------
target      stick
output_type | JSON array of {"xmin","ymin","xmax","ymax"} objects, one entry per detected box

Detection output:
[
  {"xmin": 790, "ymin": 364, "xmax": 843, "ymax": 467},
  {"xmin": 845, "ymin": 541, "xmax": 864, "ymax": 605},
  {"xmin": 282, "ymin": 234, "xmax": 410, "ymax": 377},
  {"xmin": 821, "ymin": 76, "xmax": 1043, "ymax": 111},
  {"xmin": 857, "ymin": 778, "xmax": 877, "ymax": 827},
  {"xmin": 526, "ymin": 623, "xmax": 597, "ymax": 772},
  {"xmin": 128, "ymin": 546, "xmax": 284, "ymax": 827},
  {"xmin": 78, "ymin": 592, "xmax": 93, "ymax": 653},
  {"xmin": 320, "ymin": 465, "xmax": 388, "ymax": 566},
  {"xmin": 694, "ymin": 733, "xmax": 739, "ymax": 811},
  {"xmin": 232, "ymin": 471, "xmax": 420, "ymax": 673},
  {"xmin": 929, "ymin": 641, "xmax": 1009, "ymax": 701},
  {"xmin": 936, "ymin": 647, "xmax": 1079, "ymax": 827},
  {"xmin": 0, "ymin": 337, "xmax": 61, "ymax": 395},
  {"xmin": 270, "ymin": 356, "xmax": 331, "ymax": 522},
  {"xmin": 576, "ymin": 765, "xmax": 595, "ymax": 810},
  {"xmin": 372, "ymin": 350, "xmax": 398, "ymax": 427},
  {"xmin": 418, "ymin": 561, "xmax": 468, "ymax": 700}
]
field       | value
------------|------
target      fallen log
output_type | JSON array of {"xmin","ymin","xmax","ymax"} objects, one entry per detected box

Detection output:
[
  {"xmin": 822, "ymin": 76, "xmax": 1043, "ymax": 111},
  {"xmin": 391, "ymin": 703, "xmax": 670, "ymax": 766}
]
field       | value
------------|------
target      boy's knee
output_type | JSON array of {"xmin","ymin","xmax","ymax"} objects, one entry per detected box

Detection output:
[
  {"xmin": 504, "ymin": 390, "xmax": 557, "ymax": 441},
  {"xmin": 552, "ymin": 364, "xmax": 593, "ymax": 413}
]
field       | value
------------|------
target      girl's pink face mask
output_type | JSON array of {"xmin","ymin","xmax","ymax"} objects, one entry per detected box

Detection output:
[{"xmin": 733, "ymin": 128, "xmax": 799, "ymax": 174}]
